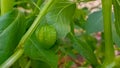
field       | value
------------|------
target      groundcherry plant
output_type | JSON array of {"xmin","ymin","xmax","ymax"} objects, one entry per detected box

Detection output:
[{"xmin": 0, "ymin": 0, "xmax": 120, "ymax": 68}]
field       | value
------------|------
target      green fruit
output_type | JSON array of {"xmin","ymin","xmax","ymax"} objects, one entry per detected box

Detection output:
[{"xmin": 36, "ymin": 24, "xmax": 57, "ymax": 49}]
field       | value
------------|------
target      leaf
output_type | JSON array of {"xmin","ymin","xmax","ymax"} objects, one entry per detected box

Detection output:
[
  {"xmin": 69, "ymin": 33, "xmax": 99, "ymax": 66},
  {"xmin": 85, "ymin": 10, "xmax": 120, "ymax": 47},
  {"xmin": 73, "ymin": 8, "xmax": 89, "ymax": 28},
  {"xmin": 11, "ymin": 55, "xmax": 30, "ymax": 68},
  {"xmin": 85, "ymin": 10, "xmax": 114, "ymax": 34},
  {"xmin": 80, "ymin": 34, "xmax": 97, "ymax": 51},
  {"xmin": 18, "ymin": 55, "xmax": 30, "ymax": 68},
  {"xmin": 112, "ymin": 24, "xmax": 120, "ymax": 47},
  {"xmin": 0, "ymin": 10, "xmax": 26, "ymax": 64},
  {"xmin": 85, "ymin": 10, "xmax": 104, "ymax": 34},
  {"xmin": 24, "ymin": 33, "xmax": 58, "ymax": 68},
  {"xmin": 113, "ymin": 0, "xmax": 120, "ymax": 37},
  {"xmin": 112, "ymin": 0, "xmax": 120, "ymax": 47},
  {"xmin": 46, "ymin": 1, "xmax": 76, "ymax": 38},
  {"xmin": 31, "ymin": 60, "xmax": 50, "ymax": 68}
]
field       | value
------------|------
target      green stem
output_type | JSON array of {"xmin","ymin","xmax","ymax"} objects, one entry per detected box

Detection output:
[
  {"xmin": 0, "ymin": 0, "xmax": 54, "ymax": 67},
  {"xmin": 1, "ymin": 0, "xmax": 14, "ymax": 15},
  {"xmin": 25, "ymin": 60, "xmax": 31, "ymax": 68},
  {"xmin": 0, "ymin": 49, "xmax": 23, "ymax": 68},
  {"xmin": 33, "ymin": 0, "xmax": 43, "ymax": 14},
  {"xmin": 25, "ymin": 0, "xmax": 43, "ymax": 20},
  {"xmin": 102, "ymin": 0, "xmax": 115, "ymax": 65}
]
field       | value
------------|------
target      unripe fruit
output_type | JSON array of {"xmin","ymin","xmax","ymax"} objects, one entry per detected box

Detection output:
[{"xmin": 36, "ymin": 24, "xmax": 57, "ymax": 49}]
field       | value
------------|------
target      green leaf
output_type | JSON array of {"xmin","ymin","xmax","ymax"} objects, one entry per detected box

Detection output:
[
  {"xmin": 85, "ymin": 10, "xmax": 104, "ymax": 34},
  {"xmin": 85, "ymin": 10, "xmax": 114, "ymax": 34},
  {"xmin": 24, "ymin": 33, "xmax": 58, "ymax": 68},
  {"xmin": 113, "ymin": 0, "xmax": 120, "ymax": 37},
  {"xmin": 112, "ymin": 0, "xmax": 120, "ymax": 48},
  {"xmin": 73, "ymin": 8, "xmax": 89, "ymax": 28},
  {"xmin": 80, "ymin": 34, "xmax": 97, "ymax": 51},
  {"xmin": 0, "ymin": 10, "xmax": 26, "ymax": 64},
  {"xmin": 18, "ymin": 55, "xmax": 30, "ymax": 68},
  {"xmin": 85, "ymin": 10, "xmax": 120, "ymax": 47},
  {"xmin": 112, "ymin": 24, "xmax": 120, "ymax": 47},
  {"xmin": 46, "ymin": 1, "xmax": 76, "ymax": 38},
  {"xmin": 31, "ymin": 60, "xmax": 50, "ymax": 68},
  {"xmin": 69, "ymin": 33, "xmax": 99, "ymax": 66}
]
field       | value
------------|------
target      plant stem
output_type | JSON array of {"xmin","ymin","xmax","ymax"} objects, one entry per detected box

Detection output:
[
  {"xmin": 1, "ymin": 0, "xmax": 14, "ymax": 15},
  {"xmin": 0, "ymin": 49, "xmax": 23, "ymax": 68},
  {"xmin": 25, "ymin": 60, "xmax": 31, "ymax": 68},
  {"xmin": 0, "ymin": 0, "xmax": 54, "ymax": 67},
  {"xmin": 102, "ymin": 0, "xmax": 115, "ymax": 65},
  {"xmin": 33, "ymin": 0, "xmax": 43, "ymax": 14}
]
